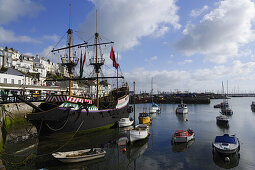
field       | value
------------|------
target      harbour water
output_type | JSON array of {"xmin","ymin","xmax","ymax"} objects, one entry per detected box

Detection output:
[{"xmin": 2, "ymin": 97, "xmax": 255, "ymax": 169}]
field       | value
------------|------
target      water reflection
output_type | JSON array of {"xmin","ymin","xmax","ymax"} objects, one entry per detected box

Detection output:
[
  {"xmin": 127, "ymin": 139, "xmax": 148, "ymax": 162},
  {"xmin": 34, "ymin": 128, "xmax": 125, "ymax": 169},
  {"xmin": 2, "ymin": 99, "xmax": 255, "ymax": 169},
  {"xmin": 216, "ymin": 121, "xmax": 229, "ymax": 130},
  {"xmin": 176, "ymin": 113, "xmax": 188, "ymax": 123},
  {"xmin": 150, "ymin": 113, "xmax": 157, "ymax": 119},
  {"xmin": 171, "ymin": 140, "xmax": 194, "ymax": 153},
  {"xmin": 213, "ymin": 151, "xmax": 240, "ymax": 169}
]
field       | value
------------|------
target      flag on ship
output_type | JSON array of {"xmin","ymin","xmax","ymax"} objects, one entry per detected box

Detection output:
[
  {"xmin": 110, "ymin": 47, "xmax": 118, "ymax": 69},
  {"xmin": 80, "ymin": 51, "xmax": 86, "ymax": 77}
]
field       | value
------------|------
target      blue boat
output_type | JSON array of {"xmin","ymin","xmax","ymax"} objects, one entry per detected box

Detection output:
[
  {"xmin": 149, "ymin": 102, "xmax": 160, "ymax": 113},
  {"xmin": 212, "ymin": 134, "xmax": 240, "ymax": 155}
]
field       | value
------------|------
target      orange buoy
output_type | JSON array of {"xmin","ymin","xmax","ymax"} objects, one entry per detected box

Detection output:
[
  {"xmin": 148, "ymin": 132, "xmax": 151, "ymax": 136},
  {"xmin": 122, "ymin": 148, "xmax": 127, "ymax": 152}
]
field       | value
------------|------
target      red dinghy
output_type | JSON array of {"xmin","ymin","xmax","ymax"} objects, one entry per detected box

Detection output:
[{"xmin": 172, "ymin": 129, "xmax": 194, "ymax": 143}]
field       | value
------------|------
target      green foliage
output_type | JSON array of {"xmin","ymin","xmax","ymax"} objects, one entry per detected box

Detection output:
[
  {"xmin": 46, "ymin": 72, "xmax": 63, "ymax": 80},
  {"xmin": 0, "ymin": 67, "xmax": 8, "ymax": 72}
]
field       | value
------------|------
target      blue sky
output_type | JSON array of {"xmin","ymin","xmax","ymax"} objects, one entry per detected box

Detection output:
[{"xmin": 1, "ymin": 0, "xmax": 255, "ymax": 93}]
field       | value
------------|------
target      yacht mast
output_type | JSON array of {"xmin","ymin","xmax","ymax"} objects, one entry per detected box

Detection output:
[{"xmin": 151, "ymin": 77, "xmax": 153, "ymax": 103}]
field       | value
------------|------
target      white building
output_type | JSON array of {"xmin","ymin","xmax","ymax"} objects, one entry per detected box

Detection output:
[
  {"xmin": 15, "ymin": 54, "xmax": 34, "ymax": 73},
  {"xmin": 34, "ymin": 56, "xmax": 47, "ymax": 78},
  {"xmin": 0, "ymin": 68, "xmax": 32, "ymax": 85}
]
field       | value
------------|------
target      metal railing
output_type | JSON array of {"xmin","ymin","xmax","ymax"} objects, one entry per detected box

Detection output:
[{"xmin": 0, "ymin": 94, "xmax": 46, "ymax": 104}]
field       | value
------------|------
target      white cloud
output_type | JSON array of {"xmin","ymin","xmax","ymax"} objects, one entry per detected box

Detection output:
[
  {"xmin": 145, "ymin": 55, "xmax": 158, "ymax": 64},
  {"xmin": 175, "ymin": 0, "xmax": 255, "ymax": 64},
  {"xmin": 190, "ymin": 5, "xmax": 209, "ymax": 17},
  {"xmin": 125, "ymin": 60, "xmax": 255, "ymax": 92},
  {"xmin": 178, "ymin": 59, "xmax": 192, "ymax": 65},
  {"xmin": 42, "ymin": 34, "xmax": 60, "ymax": 42},
  {"xmin": 80, "ymin": 0, "xmax": 180, "ymax": 51},
  {"xmin": 0, "ymin": 26, "xmax": 40, "ymax": 43},
  {"xmin": 0, "ymin": 0, "xmax": 44, "ymax": 25},
  {"xmin": 151, "ymin": 56, "xmax": 158, "ymax": 61},
  {"xmin": 23, "ymin": 52, "xmax": 34, "ymax": 56}
]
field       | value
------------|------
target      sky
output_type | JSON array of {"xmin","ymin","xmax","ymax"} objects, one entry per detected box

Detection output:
[{"xmin": 0, "ymin": 0, "xmax": 255, "ymax": 94}]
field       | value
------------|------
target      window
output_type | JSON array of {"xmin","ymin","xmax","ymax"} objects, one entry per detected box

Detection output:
[
  {"xmin": 18, "ymin": 80, "xmax": 21, "ymax": 85},
  {"xmin": 11, "ymin": 79, "xmax": 14, "ymax": 84},
  {"xmin": 4, "ymin": 78, "xmax": 7, "ymax": 84}
]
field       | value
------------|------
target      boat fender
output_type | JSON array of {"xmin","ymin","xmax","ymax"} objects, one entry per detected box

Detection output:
[{"xmin": 224, "ymin": 157, "xmax": 230, "ymax": 162}]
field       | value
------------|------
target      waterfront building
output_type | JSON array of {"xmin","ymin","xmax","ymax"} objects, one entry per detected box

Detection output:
[
  {"xmin": 0, "ymin": 46, "xmax": 21, "ymax": 69},
  {"xmin": 0, "ymin": 68, "xmax": 32, "ymax": 85}
]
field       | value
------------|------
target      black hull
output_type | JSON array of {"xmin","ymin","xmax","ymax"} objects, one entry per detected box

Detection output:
[
  {"xmin": 216, "ymin": 120, "xmax": 229, "ymax": 124},
  {"xmin": 27, "ymin": 104, "xmax": 130, "ymax": 135}
]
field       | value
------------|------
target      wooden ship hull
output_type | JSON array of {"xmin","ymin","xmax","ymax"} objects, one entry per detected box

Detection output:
[{"xmin": 26, "ymin": 87, "xmax": 131, "ymax": 135}]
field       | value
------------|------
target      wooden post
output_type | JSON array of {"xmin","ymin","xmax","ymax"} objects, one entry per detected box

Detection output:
[{"xmin": 117, "ymin": 52, "xmax": 118, "ymax": 94}]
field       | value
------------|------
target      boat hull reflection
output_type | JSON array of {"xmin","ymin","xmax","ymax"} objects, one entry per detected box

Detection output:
[
  {"xmin": 213, "ymin": 150, "xmax": 240, "ymax": 169},
  {"xmin": 171, "ymin": 140, "xmax": 194, "ymax": 152}
]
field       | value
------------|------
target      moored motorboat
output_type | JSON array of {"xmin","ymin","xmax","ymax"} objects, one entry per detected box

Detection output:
[
  {"xmin": 118, "ymin": 118, "xmax": 134, "ymax": 127},
  {"xmin": 216, "ymin": 115, "xmax": 229, "ymax": 124},
  {"xmin": 176, "ymin": 103, "xmax": 188, "ymax": 114},
  {"xmin": 52, "ymin": 148, "xmax": 106, "ymax": 163},
  {"xmin": 172, "ymin": 129, "xmax": 194, "ymax": 143},
  {"xmin": 220, "ymin": 102, "xmax": 233, "ymax": 115},
  {"xmin": 138, "ymin": 112, "xmax": 151, "ymax": 124},
  {"xmin": 220, "ymin": 101, "xmax": 233, "ymax": 115},
  {"xmin": 128, "ymin": 124, "xmax": 149, "ymax": 143},
  {"xmin": 212, "ymin": 134, "xmax": 240, "ymax": 155},
  {"xmin": 214, "ymin": 103, "xmax": 223, "ymax": 108}
]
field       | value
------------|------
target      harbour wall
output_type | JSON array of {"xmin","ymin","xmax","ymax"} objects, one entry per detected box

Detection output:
[
  {"xmin": 130, "ymin": 96, "xmax": 211, "ymax": 104},
  {"xmin": 0, "ymin": 102, "xmax": 42, "ymax": 152}
]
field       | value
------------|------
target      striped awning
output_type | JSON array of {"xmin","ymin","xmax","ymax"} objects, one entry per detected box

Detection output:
[{"xmin": 45, "ymin": 95, "xmax": 92, "ymax": 104}]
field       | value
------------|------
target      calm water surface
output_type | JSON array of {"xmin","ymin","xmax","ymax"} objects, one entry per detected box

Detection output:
[{"xmin": 3, "ymin": 97, "xmax": 255, "ymax": 169}]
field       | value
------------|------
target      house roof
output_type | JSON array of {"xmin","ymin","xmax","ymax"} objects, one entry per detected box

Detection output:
[{"xmin": 4, "ymin": 68, "xmax": 26, "ymax": 76}]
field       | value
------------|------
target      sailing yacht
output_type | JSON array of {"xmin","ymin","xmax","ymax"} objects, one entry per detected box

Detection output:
[
  {"xmin": 220, "ymin": 81, "xmax": 233, "ymax": 115},
  {"xmin": 149, "ymin": 78, "xmax": 160, "ymax": 113}
]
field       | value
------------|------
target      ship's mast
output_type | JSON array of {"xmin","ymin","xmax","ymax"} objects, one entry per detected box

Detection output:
[
  {"xmin": 68, "ymin": 4, "xmax": 72, "ymax": 97},
  {"xmin": 96, "ymin": 10, "xmax": 99, "ymax": 108},
  {"xmin": 51, "ymin": 4, "xmax": 87, "ymax": 96}
]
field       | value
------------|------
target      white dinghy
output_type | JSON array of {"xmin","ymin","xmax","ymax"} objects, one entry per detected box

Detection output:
[
  {"xmin": 128, "ymin": 124, "xmax": 149, "ymax": 143},
  {"xmin": 118, "ymin": 118, "xmax": 134, "ymax": 127},
  {"xmin": 52, "ymin": 148, "xmax": 106, "ymax": 163}
]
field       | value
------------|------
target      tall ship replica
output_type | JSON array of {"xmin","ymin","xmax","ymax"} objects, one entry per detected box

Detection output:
[{"xmin": 26, "ymin": 9, "xmax": 131, "ymax": 135}]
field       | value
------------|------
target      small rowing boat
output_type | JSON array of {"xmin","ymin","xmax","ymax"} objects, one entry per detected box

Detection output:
[
  {"xmin": 172, "ymin": 129, "xmax": 194, "ymax": 143},
  {"xmin": 52, "ymin": 148, "xmax": 106, "ymax": 163}
]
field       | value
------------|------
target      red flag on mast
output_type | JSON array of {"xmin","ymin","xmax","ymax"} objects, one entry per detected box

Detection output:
[
  {"xmin": 83, "ymin": 51, "xmax": 86, "ymax": 67},
  {"xmin": 110, "ymin": 47, "xmax": 118, "ymax": 69}
]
